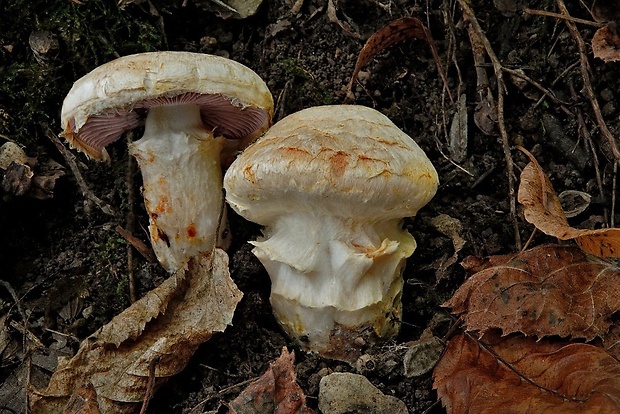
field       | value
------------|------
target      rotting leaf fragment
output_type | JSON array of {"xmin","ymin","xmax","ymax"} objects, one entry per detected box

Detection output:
[
  {"xmin": 433, "ymin": 332, "xmax": 620, "ymax": 414},
  {"xmin": 445, "ymin": 244, "xmax": 620, "ymax": 340},
  {"xmin": 347, "ymin": 17, "xmax": 450, "ymax": 101},
  {"xmin": 29, "ymin": 250, "xmax": 242, "ymax": 413},
  {"xmin": 517, "ymin": 146, "xmax": 620, "ymax": 258}
]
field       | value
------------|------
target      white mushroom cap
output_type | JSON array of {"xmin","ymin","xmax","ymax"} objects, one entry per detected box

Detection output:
[
  {"xmin": 61, "ymin": 51, "xmax": 274, "ymax": 161},
  {"xmin": 225, "ymin": 105, "xmax": 438, "ymax": 224}
]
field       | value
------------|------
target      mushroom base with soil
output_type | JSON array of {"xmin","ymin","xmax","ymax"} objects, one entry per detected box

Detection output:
[{"xmin": 249, "ymin": 213, "xmax": 416, "ymax": 363}]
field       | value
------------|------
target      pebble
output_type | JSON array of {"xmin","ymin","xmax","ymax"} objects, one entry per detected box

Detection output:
[{"xmin": 318, "ymin": 372, "xmax": 408, "ymax": 414}]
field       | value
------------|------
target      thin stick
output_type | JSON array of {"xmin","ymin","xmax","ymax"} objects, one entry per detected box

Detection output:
[
  {"xmin": 0, "ymin": 281, "xmax": 27, "ymax": 330},
  {"xmin": 43, "ymin": 124, "xmax": 116, "ymax": 216},
  {"xmin": 187, "ymin": 377, "xmax": 258, "ymax": 413},
  {"xmin": 613, "ymin": 162, "xmax": 617, "ymax": 228},
  {"xmin": 457, "ymin": 0, "xmax": 522, "ymax": 249},
  {"xmin": 522, "ymin": 7, "xmax": 604, "ymax": 27},
  {"xmin": 569, "ymin": 82, "xmax": 608, "ymax": 224},
  {"xmin": 533, "ymin": 60, "xmax": 579, "ymax": 110},
  {"xmin": 556, "ymin": 0, "xmax": 620, "ymax": 162},
  {"xmin": 503, "ymin": 67, "xmax": 570, "ymax": 109},
  {"xmin": 126, "ymin": 132, "xmax": 137, "ymax": 303},
  {"xmin": 139, "ymin": 356, "xmax": 160, "ymax": 414}
]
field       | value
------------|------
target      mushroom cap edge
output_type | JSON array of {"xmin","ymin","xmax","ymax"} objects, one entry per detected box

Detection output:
[{"xmin": 60, "ymin": 51, "xmax": 274, "ymax": 160}]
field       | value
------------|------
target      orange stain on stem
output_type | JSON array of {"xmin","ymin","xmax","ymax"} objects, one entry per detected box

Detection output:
[{"xmin": 186, "ymin": 224, "xmax": 197, "ymax": 238}]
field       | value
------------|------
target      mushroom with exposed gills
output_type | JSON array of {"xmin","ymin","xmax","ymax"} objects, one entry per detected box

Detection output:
[
  {"xmin": 60, "ymin": 52, "xmax": 274, "ymax": 272},
  {"xmin": 224, "ymin": 105, "xmax": 439, "ymax": 362}
]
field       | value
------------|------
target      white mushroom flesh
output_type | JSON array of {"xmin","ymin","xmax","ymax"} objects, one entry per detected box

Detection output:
[{"xmin": 130, "ymin": 104, "xmax": 225, "ymax": 271}]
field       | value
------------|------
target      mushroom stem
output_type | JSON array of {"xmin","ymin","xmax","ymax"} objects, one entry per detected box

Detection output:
[
  {"xmin": 249, "ymin": 212, "xmax": 417, "ymax": 353},
  {"xmin": 130, "ymin": 104, "xmax": 226, "ymax": 272}
]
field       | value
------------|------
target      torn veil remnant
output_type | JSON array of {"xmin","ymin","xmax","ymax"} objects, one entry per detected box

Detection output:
[
  {"xmin": 60, "ymin": 52, "xmax": 274, "ymax": 272},
  {"xmin": 224, "ymin": 105, "xmax": 438, "ymax": 362}
]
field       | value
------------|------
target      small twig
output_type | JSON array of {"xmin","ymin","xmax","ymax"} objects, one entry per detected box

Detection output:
[
  {"xmin": 209, "ymin": 0, "xmax": 237, "ymax": 13},
  {"xmin": 613, "ymin": 162, "xmax": 617, "ymax": 228},
  {"xmin": 274, "ymin": 79, "xmax": 292, "ymax": 123},
  {"xmin": 116, "ymin": 226, "xmax": 158, "ymax": 264},
  {"xmin": 433, "ymin": 128, "xmax": 474, "ymax": 177},
  {"xmin": 126, "ymin": 131, "xmax": 137, "ymax": 303},
  {"xmin": 522, "ymin": 7, "xmax": 604, "ymax": 28},
  {"xmin": 502, "ymin": 67, "xmax": 571, "ymax": 111},
  {"xmin": 521, "ymin": 228, "xmax": 538, "ymax": 252},
  {"xmin": 556, "ymin": 0, "xmax": 620, "ymax": 162},
  {"xmin": 43, "ymin": 124, "xmax": 116, "ymax": 216},
  {"xmin": 569, "ymin": 82, "xmax": 608, "ymax": 224},
  {"xmin": 458, "ymin": 0, "xmax": 522, "ymax": 250},
  {"xmin": 139, "ymin": 356, "xmax": 161, "ymax": 414},
  {"xmin": 533, "ymin": 60, "xmax": 579, "ymax": 110},
  {"xmin": 0, "ymin": 280, "xmax": 27, "ymax": 331},
  {"xmin": 188, "ymin": 377, "xmax": 258, "ymax": 413}
]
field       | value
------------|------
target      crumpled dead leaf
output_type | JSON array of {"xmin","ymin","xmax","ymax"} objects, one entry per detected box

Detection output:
[
  {"xmin": 327, "ymin": 0, "xmax": 359, "ymax": 39},
  {"xmin": 64, "ymin": 383, "xmax": 101, "ymax": 414},
  {"xmin": 433, "ymin": 332, "xmax": 620, "ymax": 414},
  {"xmin": 445, "ymin": 244, "xmax": 620, "ymax": 340},
  {"xmin": 228, "ymin": 347, "xmax": 313, "ymax": 414},
  {"xmin": 30, "ymin": 249, "xmax": 242, "ymax": 413},
  {"xmin": 592, "ymin": 22, "xmax": 620, "ymax": 63},
  {"xmin": 517, "ymin": 146, "xmax": 620, "ymax": 257},
  {"xmin": 591, "ymin": 0, "xmax": 620, "ymax": 62},
  {"xmin": 347, "ymin": 17, "xmax": 449, "ymax": 100},
  {"xmin": 0, "ymin": 141, "xmax": 65, "ymax": 200}
]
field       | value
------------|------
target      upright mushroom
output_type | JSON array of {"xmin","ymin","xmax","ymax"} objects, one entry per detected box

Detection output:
[
  {"xmin": 61, "ymin": 52, "xmax": 274, "ymax": 272},
  {"xmin": 224, "ymin": 105, "xmax": 438, "ymax": 361}
]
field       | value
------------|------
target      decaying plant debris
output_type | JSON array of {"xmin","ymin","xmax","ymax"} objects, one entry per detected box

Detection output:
[{"xmin": 3, "ymin": 0, "xmax": 620, "ymax": 413}]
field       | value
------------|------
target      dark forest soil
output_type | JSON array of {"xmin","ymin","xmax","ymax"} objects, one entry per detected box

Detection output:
[{"xmin": 1, "ymin": 0, "xmax": 619, "ymax": 412}]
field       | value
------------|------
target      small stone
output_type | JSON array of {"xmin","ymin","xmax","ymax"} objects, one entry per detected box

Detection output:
[
  {"xmin": 0, "ymin": 142, "xmax": 27, "ymax": 170},
  {"xmin": 318, "ymin": 372, "xmax": 408, "ymax": 414},
  {"xmin": 403, "ymin": 336, "xmax": 443, "ymax": 377}
]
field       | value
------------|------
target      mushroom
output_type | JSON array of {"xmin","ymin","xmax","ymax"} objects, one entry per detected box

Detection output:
[
  {"xmin": 61, "ymin": 51, "xmax": 273, "ymax": 272},
  {"xmin": 224, "ymin": 105, "xmax": 438, "ymax": 361}
]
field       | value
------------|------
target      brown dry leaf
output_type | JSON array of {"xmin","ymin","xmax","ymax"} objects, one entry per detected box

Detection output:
[
  {"xmin": 445, "ymin": 244, "xmax": 620, "ymax": 340},
  {"xmin": 228, "ymin": 347, "xmax": 314, "ymax": 414},
  {"xmin": 30, "ymin": 249, "xmax": 242, "ymax": 413},
  {"xmin": 592, "ymin": 23, "xmax": 620, "ymax": 62},
  {"xmin": 433, "ymin": 332, "xmax": 620, "ymax": 414},
  {"xmin": 327, "ymin": 0, "xmax": 359, "ymax": 39},
  {"xmin": 517, "ymin": 146, "xmax": 620, "ymax": 257},
  {"xmin": 347, "ymin": 17, "xmax": 449, "ymax": 100},
  {"xmin": 64, "ymin": 383, "xmax": 101, "ymax": 414}
]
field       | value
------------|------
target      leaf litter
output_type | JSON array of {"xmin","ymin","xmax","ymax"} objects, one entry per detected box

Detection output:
[
  {"xmin": 29, "ymin": 249, "xmax": 242, "ymax": 413},
  {"xmin": 434, "ymin": 147, "xmax": 620, "ymax": 413},
  {"xmin": 517, "ymin": 146, "xmax": 620, "ymax": 258},
  {"xmin": 445, "ymin": 244, "xmax": 620, "ymax": 340},
  {"xmin": 227, "ymin": 347, "xmax": 313, "ymax": 414},
  {"xmin": 434, "ymin": 332, "xmax": 620, "ymax": 414},
  {"xmin": 346, "ymin": 16, "xmax": 451, "ymax": 101}
]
